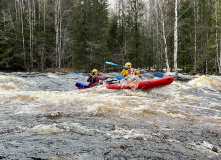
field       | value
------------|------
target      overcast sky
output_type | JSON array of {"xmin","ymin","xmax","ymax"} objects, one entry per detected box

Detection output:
[{"xmin": 108, "ymin": 0, "xmax": 115, "ymax": 8}]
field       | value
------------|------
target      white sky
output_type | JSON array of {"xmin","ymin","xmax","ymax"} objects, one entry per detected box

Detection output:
[{"xmin": 108, "ymin": 0, "xmax": 116, "ymax": 8}]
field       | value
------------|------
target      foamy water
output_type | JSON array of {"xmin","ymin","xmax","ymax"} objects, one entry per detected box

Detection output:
[{"xmin": 0, "ymin": 72, "xmax": 220, "ymax": 159}]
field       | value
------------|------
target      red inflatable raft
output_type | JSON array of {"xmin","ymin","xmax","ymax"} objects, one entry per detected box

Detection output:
[{"xmin": 105, "ymin": 76, "xmax": 174, "ymax": 90}]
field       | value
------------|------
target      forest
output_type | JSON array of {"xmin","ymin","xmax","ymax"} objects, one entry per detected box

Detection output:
[{"xmin": 0, "ymin": 0, "xmax": 221, "ymax": 75}]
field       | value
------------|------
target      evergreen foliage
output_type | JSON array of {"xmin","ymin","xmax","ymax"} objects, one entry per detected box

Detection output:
[{"xmin": 0, "ymin": 0, "xmax": 220, "ymax": 75}]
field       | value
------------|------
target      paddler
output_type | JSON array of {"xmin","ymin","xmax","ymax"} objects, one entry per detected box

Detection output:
[
  {"xmin": 121, "ymin": 62, "xmax": 141, "ymax": 77},
  {"xmin": 87, "ymin": 69, "xmax": 107, "ymax": 87},
  {"xmin": 121, "ymin": 62, "xmax": 147, "ymax": 82}
]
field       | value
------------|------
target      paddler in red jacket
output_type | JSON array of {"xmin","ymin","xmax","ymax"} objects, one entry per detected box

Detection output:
[{"xmin": 87, "ymin": 69, "xmax": 106, "ymax": 87}]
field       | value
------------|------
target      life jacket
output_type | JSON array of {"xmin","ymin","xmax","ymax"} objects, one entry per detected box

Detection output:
[
  {"xmin": 90, "ymin": 76, "xmax": 99, "ymax": 85},
  {"xmin": 124, "ymin": 69, "xmax": 136, "ymax": 77}
]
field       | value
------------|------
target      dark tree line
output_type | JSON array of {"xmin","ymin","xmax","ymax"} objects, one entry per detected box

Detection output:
[{"xmin": 0, "ymin": 0, "xmax": 221, "ymax": 74}]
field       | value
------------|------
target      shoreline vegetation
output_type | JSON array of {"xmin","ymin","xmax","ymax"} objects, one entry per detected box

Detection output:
[
  {"xmin": 1, "ymin": 0, "xmax": 221, "ymax": 75},
  {"xmin": 0, "ymin": 68, "xmax": 219, "ymax": 77}
]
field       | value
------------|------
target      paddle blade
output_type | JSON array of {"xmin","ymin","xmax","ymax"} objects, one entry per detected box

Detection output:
[
  {"xmin": 72, "ymin": 73, "xmax": 83, "ymax": 75},
  {"xmin": 152, "ymin": 72, "xmax": 164, "ymax": 78},
  {"xmin": 114, "ymin": 76, "xmax": 124, "ymax": 80},
  {"xmin": 105, "ymin": 62, "xmax": 119, "ymax": 66}
]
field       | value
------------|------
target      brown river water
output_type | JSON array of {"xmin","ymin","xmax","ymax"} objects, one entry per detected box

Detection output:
[{"xmin": 0, "ymin": 72, "xmax": 221, "ymax": 160}]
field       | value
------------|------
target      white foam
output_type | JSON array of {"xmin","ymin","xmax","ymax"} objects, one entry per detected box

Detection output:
[
  {"xmin": 109, "ymin": 128, "xmax": 152, "ymax": 140},
  {"xmin": 27, "ymin": 122, "xmax": 88, "ymax": 134},
  {"xmin": 187, "ymin": 141, "xmax": 221, "ymax": 157},
  {"xmin": 189, "ymin": 75, "xmax": 221, "ymax": 91},
  {"xmin": 0, "ymin": 75, "xmax": 28, "ymax": 84}
]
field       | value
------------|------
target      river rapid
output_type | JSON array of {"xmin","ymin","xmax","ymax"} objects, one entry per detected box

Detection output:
[{"xmin": 0, "ymin": 72, "xmax": 221, "ymax": 160}]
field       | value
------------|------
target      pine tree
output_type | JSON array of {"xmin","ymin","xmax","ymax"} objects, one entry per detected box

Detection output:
[
  {"xmin": 125, "ymin": 0, "xmax": 146, "ymax": 68},
  {"xmin": 72, "ymin": 0, "xmax": 109, "ymax": 72}
]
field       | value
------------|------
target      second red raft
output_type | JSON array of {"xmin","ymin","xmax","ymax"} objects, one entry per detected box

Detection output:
[{"xmin": 105, "ymin": 76, "xmax": 174, "ymax": 90}]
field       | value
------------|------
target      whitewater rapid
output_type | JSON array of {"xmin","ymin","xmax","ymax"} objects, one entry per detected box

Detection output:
[{"xmin": 0, "ymin": 72, "xmax": 220, "ymax": 159}]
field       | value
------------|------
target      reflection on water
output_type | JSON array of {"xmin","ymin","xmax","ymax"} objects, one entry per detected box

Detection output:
[{"xmin": 0, "ymin": 72, "xmax": 221, "ymax": 159}]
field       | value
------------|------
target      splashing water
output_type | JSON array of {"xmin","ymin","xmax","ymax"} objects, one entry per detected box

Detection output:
[{"xmin": 0, "ymin": 72, "xmax": 221, "ymax": 159}]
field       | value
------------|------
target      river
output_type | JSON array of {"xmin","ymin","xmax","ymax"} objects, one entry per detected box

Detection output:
[{"xmin": 0, "ymin": 72, "xmax": 221, "ymax": 160}]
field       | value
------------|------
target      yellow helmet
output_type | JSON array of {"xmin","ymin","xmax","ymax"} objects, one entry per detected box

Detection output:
[
  {"xmin": 125, "ymin": 62, "xmax": 132, "ymax": 66},
  {"xmin": 92, "ymin": 69, "xmax": 98, "ymax": 73}
]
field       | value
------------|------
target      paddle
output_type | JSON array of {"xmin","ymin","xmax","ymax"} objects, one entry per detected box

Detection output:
[
  {"xmin": 72, "ymin": 73, "xmax": 83, "ymax": 75},
  {"xmin": 105, "ymin": 62, "xmax": 129, "ymax": 69},
  {"xmin": 106, "ymin": 62, "xmax": 121, "ymax": 66},
  {"xmin": 105, "ymin": 61, "xmax": 164, "ymax": 78},
  {"xmin": 152, "ymin": 72, "xmax": 164, "ymax": 78},
  {"xmin": 114, "ymin": 76, "xmax": 124, "ymax": 80}
]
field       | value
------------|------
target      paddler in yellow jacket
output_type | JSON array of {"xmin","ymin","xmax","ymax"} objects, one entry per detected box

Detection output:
[
  {"xmin": 121, "ymin": 62, "xmax": 141, "ymax": 77},
  {"xmin": 120, "ymin": 62, "xmax": 143, "ymax": 82}
]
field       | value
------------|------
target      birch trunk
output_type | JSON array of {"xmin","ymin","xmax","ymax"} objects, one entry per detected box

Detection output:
[
  {"xmin": 154, "ymin": 1, "xmax": 159, "ymax": 70},
  {"xmin": 55, "ymin": 0, "xmax": 60, "ymax": 68},
  {"xmin": 219, "ymin": 39, "xmax": 221, "ymax": 75},
  {"xmin": 41, "ymin": 0, "xmax": 46, "ymax": 72},
  {"xmin": 59, "ymin": 1, "xmax": 62, "ymax": 68},
  {"xmin": 43, "ymin": 0, "xmax": 46, "ymax": 71},
  {"xmin": 31, "ymin": 0, "xmax": 34, "ymax": 69},
  {"xmin": 216, "ymin": 0, "xmax": 219, "ymax": 74},
  {"xmin": 20, "ymin": 0, "xmax": 26, "ymax": 68},
  {"xmin": 28, "ymin": 0, "xmax": 33, "ymax": 70},
  {"xmin": 55, "ymin": 0, "xmax": 58, "ymax": 67},
  {"xmin": 216, "ymin": 0, "xmax": 221, "ymax": 75},
  {"xmin": 15, "ymin": 0, "xmax": 18, "ymax": 30},
  {"xmin": 194, "ymin": 0, "xmax": 197, "ymax": 72},
  {"xmin": 15, "ymin": 0, "xmax": 20, "ymax": 42},
  {"xmin": 174, "ymin": 0, "xmax": 178, "ymax": 75},
  {"xmin": 2, "ymin": 0, "xmax": 6, "ymax": 32},
  {"xmin": 161, "ymin": 11, "xmax": 170, "ymax": 72},
  {"xmin": 33, "ymin": 0, "xmax": 35, "ymax": 27},
  {"xmin": 149, "ymin": 1, "xmax": 155, "ymax": 70},
  {"xmin": 157, "ymin": 0, "xmax": 170, "ymax": 72}
]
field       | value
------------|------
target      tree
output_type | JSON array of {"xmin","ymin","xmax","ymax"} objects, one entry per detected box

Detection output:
[
  {"xmin": 213, "ymin": 0, "xmax": 221, "ymax": 75},
  {"xmin": 0, "ymin": 0, "xmax": 220, "ymax": 75},
  {"xmin": 156, "ymin": 0, "xmax": 171, "ymax": 72},
  {"xmin": 72, "ymin": 0, "xmax": 109, "ymax": 72},
  {"xmin": 174, "ymin": 0, "xmax": 178, "ymax": 74},
  {"xmin": 107, "ymin": 15, "xmax": 121, "ymax": 64},
  {"xmin": 125, "ymin": 0, "xmax": 146, "ymax": 68}
]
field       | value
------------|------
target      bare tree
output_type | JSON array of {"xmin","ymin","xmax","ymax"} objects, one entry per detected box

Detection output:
[
  {"xmin": 20, "ymin": 0, "xmax": 26, "ymax": 69},
  {"xmin": 28, "ymin": 0, "xmax": 34, "ymax": 70},
  {"xmin": 215, "ymin": 0, "xmax": 221, "ymax": 75},
  {"xmin": 156, "ymin": 0, "xmax": 170, "ymax": 72},
  {"xmin": 149, "ymin": 0, "xmax": 161, "ymax": 70},
  {"xmin": 54, "ymin": 0, "xmax": 75, "ymax": 69},
  {"xmin": 116, "ymin": 0, "xmax": 127, "ymax": 62},
  {"xmin": 38, "ymin": 0, "xmax": 47, "ymax": 72},
  {"xmin": 194, "ymin": 0, "xmax": 197, "ymax": 72},
  {"xmin": 174, "ymin": 0, "xmax": 178, "ymax": 75},
  {"xmin": 54, "ymin": 0, "xmax": 60, "ymax": 68}
]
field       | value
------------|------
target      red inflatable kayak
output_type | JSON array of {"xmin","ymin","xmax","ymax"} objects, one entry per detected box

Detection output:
[{"xmin": 105, "ymin": 76, "xmax": 174, "ymax": 90}]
